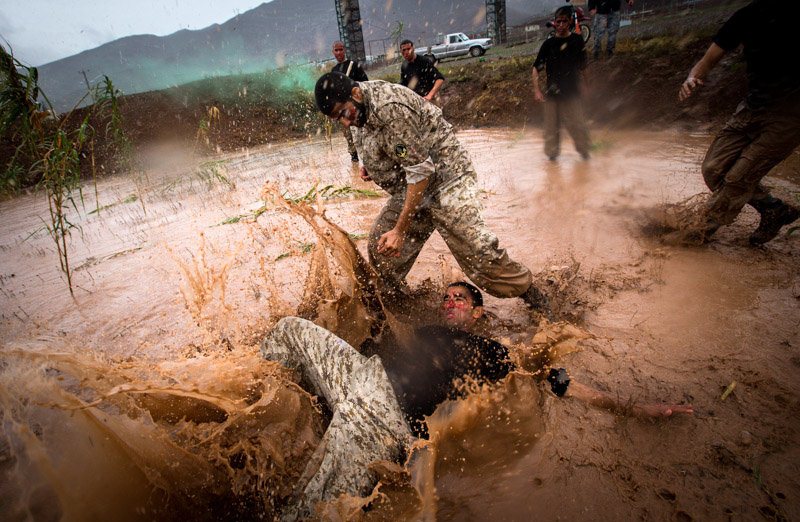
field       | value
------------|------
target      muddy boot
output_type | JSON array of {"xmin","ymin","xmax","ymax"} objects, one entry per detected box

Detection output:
[
  {"xmin": 520, "ymin": 284, "xmax": 551, "ymax": 315},
  {"xmin": 749, "ymin": 200, "xmax": 800, "ymax": 245}
]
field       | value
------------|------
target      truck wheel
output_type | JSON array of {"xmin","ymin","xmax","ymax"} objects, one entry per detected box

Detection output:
[{"xmin": 469, "ymin": 46, "xmax": 483, "ymax": 57}]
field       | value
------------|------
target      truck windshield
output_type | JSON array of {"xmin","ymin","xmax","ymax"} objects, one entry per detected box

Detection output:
[{"xmin": 457, "ymin": 33, "xmax": 468, "ymax": 42}]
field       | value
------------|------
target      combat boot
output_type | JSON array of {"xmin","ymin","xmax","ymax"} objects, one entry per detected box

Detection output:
[
  {"xmin": 521, "ymin": 284, "xmax": 550, "ymax": 312},
  {"xmin": 749, "ymin": 200, "xmax": 800, "ymax": 245}
]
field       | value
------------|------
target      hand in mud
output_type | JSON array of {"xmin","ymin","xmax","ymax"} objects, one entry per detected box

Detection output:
[
  {"xmin": 638, "ymin": 403, "xmax": 694, "ymax": 418},
  {"xmin": 377, "ymin": 228, "xmax": 404, "ymax": 257},
  {"xmin": 360, "ymin": 166, "xmax": 372, "ymax": 182},
  {"xmin": 679, "ymin": 77, "xmax": 703, "ymax": 101}
]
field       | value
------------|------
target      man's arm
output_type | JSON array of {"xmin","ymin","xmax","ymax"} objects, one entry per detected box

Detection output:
[
  {"xmin": 424, "ymin": 78, "xmax": 444, "ymax": 101},
  {"xmin": 376, "ymin": 177, "xmax": 430, "ymax": 256},
  {"xmin": 679, "ymin": 43, "xmax": 726, "ymax": 101},
  {"xmin": 567, "ymin": 380, "xmax": 694, "ymax": 418},
  {"xmin": 531, "ymin": 66, "xmax": 545, "ymax": 103}
]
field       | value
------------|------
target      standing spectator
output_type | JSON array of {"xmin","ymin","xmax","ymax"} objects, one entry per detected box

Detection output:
[
  {"xmin": 399, "ymin": 39, "xmax": 445, "ymax": 103},
  {"xmin": 532, "ymin": 6, "xmax": 591, "ymax": 161},
  {"xmin": 589, "ymin": 0, "xmax": 634, "ymax": 59},
  {"xmin": 678, "ymin": 0, "xmax": 800, "ymax": 245},
  {"xmin": 331, "ymin": 40, "xmax": 368, "ymax": 162}
]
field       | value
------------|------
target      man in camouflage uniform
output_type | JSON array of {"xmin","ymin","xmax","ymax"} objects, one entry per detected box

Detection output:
[{"xmin": 313, "ymin": 72, "xmax": 548, "ymax": 308}]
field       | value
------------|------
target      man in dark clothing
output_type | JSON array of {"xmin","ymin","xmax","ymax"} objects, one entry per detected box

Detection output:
[
  {"xmin": 399, "ymin": 39, "xmax": 445, "ymax": 102},
  {"xmin": 532, "ymin": 6, "xmax": 591, "ymax": 161},
  {"xmin": 261, "ymin": 281, "xmax": 692, "ymax": 518},
  {"xmin": 589, "ymin": 0, "xmax": 634, "ymax": 59},
  {"xmin": 331, "ymin": 40, "xmax": 368, "ymax": 162},
  {"xmin": 678, "ymin": 0, "xmax": 800, "ymax": 245}
]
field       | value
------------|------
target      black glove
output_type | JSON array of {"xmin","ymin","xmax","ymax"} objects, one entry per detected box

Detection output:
[{"xmin": 547, "ymin": 368, "xmax": 570, "ymax": 397}]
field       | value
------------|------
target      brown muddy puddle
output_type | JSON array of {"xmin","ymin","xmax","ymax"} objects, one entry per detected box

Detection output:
[{"xmin": 1, "ymin": 129, "xmax": 799, "ymax": 520}]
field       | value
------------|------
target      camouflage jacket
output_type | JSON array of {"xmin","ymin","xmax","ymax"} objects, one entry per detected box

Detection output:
[{"xmin": 352, "ymin": 80, "xmax": 458, "ymax": 198}]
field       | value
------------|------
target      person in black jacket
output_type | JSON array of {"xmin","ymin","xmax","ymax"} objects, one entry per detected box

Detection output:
[
  {"xmin": 532, "ymin": 6, "xmax": 591, "ymax": 161},
  {"xmin": 589, "ymin": 0, "xmax": 633, "ymax": 59},
  {"xmin": 399, "ymin": 39, "xmax": 445, "ymax": 103},
  {"xmin": 677, "ymin": 0, "xmax": 800, "ymax": 245},
  {"xmin": 330, "ymin": 40, "xmax": 368, "ymax": 162}
]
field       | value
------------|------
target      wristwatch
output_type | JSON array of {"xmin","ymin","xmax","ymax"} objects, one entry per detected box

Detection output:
[{"xmin": 547, "ymin": 368, "xmax": 570, "ymax": 397}]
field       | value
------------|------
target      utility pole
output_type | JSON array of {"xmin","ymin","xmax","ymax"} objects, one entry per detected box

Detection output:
[
  {"xmin": 486, "ymin": 0, "xmax": 507, "ymax": 45},
  {"xmin": 334, "ymin": 0, "xmax": 367, "ymax": 62}
]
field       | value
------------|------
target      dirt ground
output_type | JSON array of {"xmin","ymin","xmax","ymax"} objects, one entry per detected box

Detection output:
[{"xmin": 1, "ymin": 125, "xmax": 798, "ymax": 520}]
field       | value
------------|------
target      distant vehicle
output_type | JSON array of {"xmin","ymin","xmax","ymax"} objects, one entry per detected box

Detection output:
[{"xmin": 415, "ymin": 33, "xmax": 492, "ymax": 62}]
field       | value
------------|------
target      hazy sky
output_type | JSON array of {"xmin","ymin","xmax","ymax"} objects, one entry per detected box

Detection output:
[{"xmin": 0, "ymin": 0, "xmax": 272, "ymax": 66}]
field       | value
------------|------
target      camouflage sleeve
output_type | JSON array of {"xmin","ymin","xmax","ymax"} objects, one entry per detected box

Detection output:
[{"xmin": 379, "ymin": 103, "xmax": 436, "ymax": 184}]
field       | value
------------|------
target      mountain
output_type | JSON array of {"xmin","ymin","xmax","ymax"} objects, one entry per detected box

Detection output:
[{"xmin": 37, "ymin": 0, "xmax": 560, "ymax": 112}]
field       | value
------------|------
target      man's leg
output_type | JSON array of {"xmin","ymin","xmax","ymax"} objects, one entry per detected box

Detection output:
[
  {"xmin": 431, "ymin": 175, "xmax": 533, "ymax": 299},
  {"xmin": 592, "ymin": 13, "xmax": 607, "ymax": 57},
  {"xmin": 543, "ymin": 100, "xmax": 560, "ymax": 160},
  {"xmin": 368, "ymin": 193, "xmax": 436, "ymax": 296},
  {"xmin": 705, "ymin": 106, "xmax": 800, "ymax": 231},
  {"xmin": 561, "ymin": 96, "xmax": 591, "ymax": 159},
  {"xmin": 261, "ymin": 318, "xmax": 411, "ymax": 518},
  {"xmin": 342, "ymin": 125, "xmax": 358, "ymax": 162},
  {"xmin": 606, "ymin": 10, "xmax": 621, "ymax": 56}
]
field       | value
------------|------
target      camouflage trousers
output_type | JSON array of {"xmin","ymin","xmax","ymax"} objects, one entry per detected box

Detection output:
[
  {"xmin": 702, "ymin": 100, "xmax": 800, "ymax": 226},
  {"xmin": 341, "ymin": 124, "xmax": 357, "ymax": 157},
  {"xmin": 368, "ymin": 137, "xmax": 533, "ymax": 298},
  {"xmin": 260, "ymin": 317, "xmax": 412, "ymax": 520},
  {"xmin": 543, "ymin": 96, "xmax": 591, "ymax": 160}
]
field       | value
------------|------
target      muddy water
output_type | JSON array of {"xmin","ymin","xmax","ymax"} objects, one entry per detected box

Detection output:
[{"xmin": 1, "ymin": 129, "xmax": 799, "ymax": 520}]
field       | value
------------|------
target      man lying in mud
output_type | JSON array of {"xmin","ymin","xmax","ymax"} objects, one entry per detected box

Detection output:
[
  {"xmin": 260, "ymin": 281, "xmax": 693, "ymax": 519},
  {"xmin": 677, "ymin": 0, "xmax": 800, "ymax": 245},
  {"xmin": 313, "ymin": 72, "xmax": 550, "ymax": 312}
]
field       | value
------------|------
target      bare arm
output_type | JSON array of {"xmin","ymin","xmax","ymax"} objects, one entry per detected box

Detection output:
[
  {"xmin": 532, "ymin": 67, "xmax": 545, "ymax": 102},
  {"xmin": 425, "ymin": 78, "xmax": 445, "ymax": 101},
  {"xmin": 377, "ymin": 177, "xmax": 430, "ymax": 256},
  {"xmin": 679, "ymin": 43, "xmax": 726, "ymax": 101},
  {"xmin": 567, "ymin": 381, "xmax": 694, "ymax": 418}
]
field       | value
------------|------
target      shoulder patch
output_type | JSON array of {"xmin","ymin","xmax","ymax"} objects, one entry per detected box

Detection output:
[{"xmin": 394, "ymin": 143, "xmax": 408, "ymax": 158}]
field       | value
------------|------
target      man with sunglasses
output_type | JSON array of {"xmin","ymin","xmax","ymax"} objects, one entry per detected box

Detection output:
[
  {"xmin": 314, "ymin": 71, "xmax": 550, "ymax": 312},
  {"xmin": 532, "ymin": 6, "xmax": 591, "ymax": 161}
]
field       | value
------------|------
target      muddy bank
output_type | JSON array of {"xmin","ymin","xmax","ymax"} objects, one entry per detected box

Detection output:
[{"xmin": 1, "ymin": 129, "xmax": 798, "ymax": 519}]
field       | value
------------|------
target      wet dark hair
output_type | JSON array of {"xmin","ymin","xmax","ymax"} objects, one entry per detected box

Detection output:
[
  {"xmin": 555, "ymin": 6, "xmax": 573, "ymax": 19},
  {"xmin": 314, "ymin": 72, "xmax": 356, "ymax": 116},
  {"xmin": 447, "ymin": 281, "xmax": 483, "ymax": 307},
  {"xmin": 400, "ymin": 39, "xmax": 414, "ymax": 48}
]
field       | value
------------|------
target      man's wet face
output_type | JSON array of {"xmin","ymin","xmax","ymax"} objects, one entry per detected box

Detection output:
[
  {"xmin": 400, "ymin": 43, "xmax": 415, "ymax": 62},
  {"xmin": 442, "ymin": 286, "xmax": 479, "ymax": 329},
  {"xmin": 329, "ymin": 98, "xmax": 365, "ymax": 128},
  {"xmin": 332, "ymin": 43, "xmax": 346, "ymax": 63}
]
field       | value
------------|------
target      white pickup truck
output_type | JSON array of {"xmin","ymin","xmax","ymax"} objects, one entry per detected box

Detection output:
[{"xmin": 415, "ymin": 32, "xmax": 492, "ymax": 61}]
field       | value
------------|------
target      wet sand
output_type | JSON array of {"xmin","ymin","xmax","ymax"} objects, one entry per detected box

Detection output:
[{"xmin": 1, "ymin": 129, "xmax": 798, "ymax": 520}]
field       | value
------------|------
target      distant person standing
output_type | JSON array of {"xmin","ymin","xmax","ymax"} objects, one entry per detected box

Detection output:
[
  {"xmin": 399, "ymin": 39, "xmax": 445, "ymax": 103},
  {"xmin": 589, "ymin": 0, "xmax": 633, "ymax": 59},
  {"xmin": 331, "ymin": 40, "xmax": 369, "ymax": 162},
  {"xmin": 532, "ymin": 6, "xmax": 591, "ymax": 161},
  {"xmin": 678, "ymin": 0, "xmax": 800, "ymax": 245}
]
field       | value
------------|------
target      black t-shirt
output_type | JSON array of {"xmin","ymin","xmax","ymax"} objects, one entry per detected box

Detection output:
[
  {"xmin": 712, "ymin": 0, "xmax": 799, "ymax": 108},
  {"xmin": 588, "ymin": 0, "xmax": 622, "ymax": 14},
  {"xmin": 372, "ymin": 325, "xmax": 514, "ymax": 437},
  {"xmin": 400, "ymin": 55, "xmax": 445, "ymax": 96},
  {"xmin": 534, "ymin": 33, "xmax": 587, "ymax": 99},
  {"xmin": 332, "ymin": 59, "xmax": 369, "ymax": 82}
]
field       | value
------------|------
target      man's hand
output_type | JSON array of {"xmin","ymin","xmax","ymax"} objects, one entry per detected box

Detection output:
[
  {"xmin": 589, "ymin": 8, "xmax": 597, "ymax": 15},
  {"xmin": 359, "ymin": 166, "xmax": 372, "ymax": 181},
  {"xmin": 627, "ymin": 0, "xmax": 634, "ymax": 7},
  {"xmin": 534, "ymin": 90, "xmax": 545, "ymax": 103},
  {"xmin": 679, "ymin": 76, "xmax": 704, "ymax": 101},
  {"xmin": 377, "ymin": 228, "xmax": 404, "ymax": 257}
]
